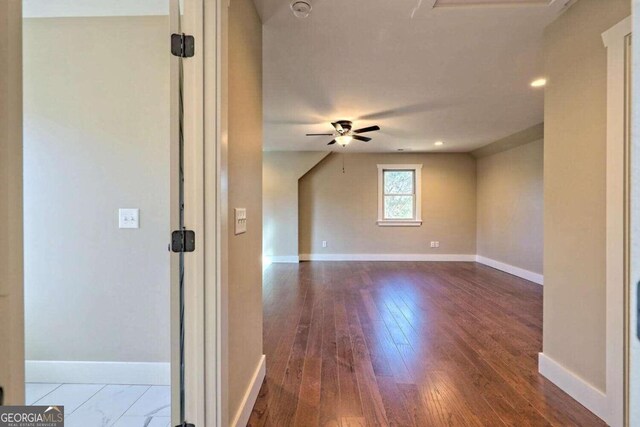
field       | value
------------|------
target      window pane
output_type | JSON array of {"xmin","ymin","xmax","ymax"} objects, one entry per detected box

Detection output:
[
  {"xmin": 384, "ymin": 195, "xmax": 414, "ymax": 219},
  {"xmin": 384, "ymin": 170, "xmax": 414, "ymax": 195}
]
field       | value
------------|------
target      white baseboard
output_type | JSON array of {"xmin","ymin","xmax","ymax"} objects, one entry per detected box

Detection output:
[
  {"xmin": 475, "ymin": 255, "xmax": 543, "ymax": 285},
  {"xmin": 270, "ymin": 255, "xmax": 300, "ymax": 263},
  {"xmin": 263, "ymin": 256, "xmax": 299, "ymax": 271},
  {"xmin": 231, "ymin": 354, "xmax": 266, "ymax": 427},
  {"xmin": 25, "ymin": 360, "xmax": 170, "ymax": 385},
  {"xmin": 299, "ymin": 253, "xmax": 476, "ymax": 262},
  {"xmin": 538, "ymin": 353, "xmax": 607, "ymax": 422}
]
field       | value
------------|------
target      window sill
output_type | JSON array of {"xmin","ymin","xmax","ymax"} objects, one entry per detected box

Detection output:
[{"xmin": 377, "ymin": 220, "xmax": 422, "ymax": 227}]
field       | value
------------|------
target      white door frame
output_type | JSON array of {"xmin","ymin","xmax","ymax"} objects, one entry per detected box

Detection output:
[
  {"xmin": 177, "ymin": 0, "xmax": 226, "ymax": 425},
  {"xmin": 630, "ymin": 5, "xmax": 640, "ymax": 426},
  {"xmin": 603, "ymin": 16, "xmax": 631, "ymax": 427},
  {"xmin": 0, "ymin": 0, "xmax": 224, "ymax": 422},
  {"xmin": 203, "ymin": 0, "xmax": 227, "ymax": 425}
]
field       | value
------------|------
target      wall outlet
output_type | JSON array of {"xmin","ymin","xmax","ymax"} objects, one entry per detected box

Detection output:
[
  {"xmin": 430, "ymin": 241, "xmax": 440, "ymax": 248},
  {"xmin": 322, "ymin": 240, "xmax": 327, "ymax": 248}
]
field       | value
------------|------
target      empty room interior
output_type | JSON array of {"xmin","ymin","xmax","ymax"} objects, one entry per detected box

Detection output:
[
  {"xmin": 1, "ymin": 0, "xmax": 638, "ymax": 426},
  {"xmin": 251, "ymin": 0, "xmax": 633, "ymax": 425}
]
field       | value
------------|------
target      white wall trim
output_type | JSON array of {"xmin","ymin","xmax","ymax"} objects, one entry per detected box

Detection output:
[
  {"xmin": 538, "ymin": 353, "xmax": 608, "ymax": 422},
  {"xmin": 230, "ymin": 354, "xmax": 266, "ymax": 427},
  {"xmin": 25, "ymin": 361, "xmax": 170, "ymax": 385},
  {"xmin": 270, "ymin": 255, "xmax": 300, "ymax": 263},
  {"xmin": 299, "ymin": 253, "xmax": 476, "ymax": 262},
  {"xmin": 475, "ymin": 255, "xmax": 543, "ymax": 285},
  {"xmin": 263, "ymin": 255, "xmax": 299, "ymax": 271},
  {"xmin": 22, "ymin": 0, "xmax": 173, "ymax": 18},
  {"xmin": 602, "ymin": 15, "xmax": 631, "ymax": 427}
]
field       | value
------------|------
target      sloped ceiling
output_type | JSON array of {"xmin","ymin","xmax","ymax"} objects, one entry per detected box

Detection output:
[{"xmin": 257, "ymin": 0, "xmax": 570, "ymax": 152}]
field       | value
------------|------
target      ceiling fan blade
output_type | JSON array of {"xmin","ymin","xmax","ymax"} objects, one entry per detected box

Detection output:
[
  {"xmin": 353, "ymin": 125, "xmax": 380, "ymax": 134},
  {"xmin": 352, "ymin": 135, "xmax": 372, "ymax": 142},
  {"xmin": 306, "ymin": 133, "xmax": 335, "ymax": 136},
  {"xmin": 327, "ymin": 140, "xmax": 337, "ymax": 145},
  {"xmin": 331, "ymin": 122, "xmax": 344, "ymax": 133}
]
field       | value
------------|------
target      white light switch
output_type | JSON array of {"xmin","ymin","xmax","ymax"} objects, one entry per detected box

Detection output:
[
  {"xmin": 119, "ymin": 208, "xmax": 139, "ymax": 229},
  {"xmin": 234, "ymin": 208, "xmax": 247, "ymax": 235}
]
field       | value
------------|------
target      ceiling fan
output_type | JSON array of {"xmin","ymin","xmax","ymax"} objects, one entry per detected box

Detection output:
[{"xmin": 306, "ymin": 120, "xmax": 381, "ymax": 146}]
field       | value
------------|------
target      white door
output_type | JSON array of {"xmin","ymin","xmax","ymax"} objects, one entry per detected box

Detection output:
[{"xmin": 0, "ymin": 0, "xmax": 24, "ymax": 407}]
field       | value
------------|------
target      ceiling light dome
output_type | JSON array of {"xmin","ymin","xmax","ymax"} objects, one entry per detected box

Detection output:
[{"xmin": 336, "ymin": 135, "xmax": 353, "ymax": 146}]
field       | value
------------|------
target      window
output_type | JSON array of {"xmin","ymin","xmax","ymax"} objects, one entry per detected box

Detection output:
[{"xmin": 377, "ymin": 164, "xmax": 422, "ymax": 226}]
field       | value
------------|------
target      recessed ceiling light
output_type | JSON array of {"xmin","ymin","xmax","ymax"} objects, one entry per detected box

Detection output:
[
  {"xmin": 434, "ymin": 141, "xmax": 444, "ymax": 146},
  {"xmin": 531, "ymin": 78, "xmax": 547, "ymax": 88}
]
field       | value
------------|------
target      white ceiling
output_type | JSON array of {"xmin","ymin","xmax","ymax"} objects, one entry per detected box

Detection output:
[{"xmin": 258, "ymin": 0, "xmax": 570, "ymax": 152}]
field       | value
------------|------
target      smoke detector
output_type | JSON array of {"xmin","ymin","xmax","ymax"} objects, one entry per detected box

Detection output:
[{"xmin": 291, "ymin": 0, "xmax": 312, "ymax": 18}]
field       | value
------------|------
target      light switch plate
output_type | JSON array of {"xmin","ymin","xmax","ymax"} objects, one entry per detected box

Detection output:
[
  {"xmin": 119, "ymin": 208, "xmax": 139, "ymax": 229},
  {"xmin": 234, "ymin": 208, "xmax": 247, "ymax": 235}
]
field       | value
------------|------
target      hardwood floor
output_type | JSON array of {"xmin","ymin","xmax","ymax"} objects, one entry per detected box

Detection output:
[{"xmin": 248, "ymin": 261, "xmax": 605, "ymax": 427}]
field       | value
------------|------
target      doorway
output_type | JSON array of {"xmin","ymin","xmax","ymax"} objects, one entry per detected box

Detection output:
[{"xmin": 21, "ymin": 8, "xmax": 171, "ymax": 427}]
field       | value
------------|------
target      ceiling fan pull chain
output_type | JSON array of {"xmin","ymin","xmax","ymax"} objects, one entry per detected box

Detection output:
[{"xmin": 342, "ymin": 153, "xmax": 345, "ymax": 174}]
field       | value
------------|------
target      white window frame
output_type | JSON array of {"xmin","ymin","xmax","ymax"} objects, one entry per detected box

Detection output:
[{"xmin": 377, "ymin": 164, "xmax": 423, "ymax": 227}]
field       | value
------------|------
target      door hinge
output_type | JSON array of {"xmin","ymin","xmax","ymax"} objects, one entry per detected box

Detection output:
[
  {"xmin": 171, "ymin": 230, "xmax": 196, "ymax": 253},
  {"xmin": 171, "ymin": 33, "xmax": 195, "ymax": 58},
  {"xmin": 175, "ymin": 423, "xmax": 195, "ymax": 427}
]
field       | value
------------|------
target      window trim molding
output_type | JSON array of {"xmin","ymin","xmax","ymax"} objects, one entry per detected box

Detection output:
[{"xmin": 377, "ymin": 164, "xmax": 423, "ymax": 227}]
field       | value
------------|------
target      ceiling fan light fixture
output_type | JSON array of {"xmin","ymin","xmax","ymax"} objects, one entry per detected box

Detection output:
[{"xmin": 336, "ymin": 135, "xmax": 353, "ymax": 146}]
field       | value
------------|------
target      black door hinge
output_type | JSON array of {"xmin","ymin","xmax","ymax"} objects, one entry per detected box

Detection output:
[
  {"xmin": 175, "ymin": 423, "xmax": 195, "ymax": 427},
  {"xmin": 171, "ymin": 33, "xmax": 195, "ymax": 58},
  {"xmin": 171, "ymin": 230, "xmax": 196, "ymax": 253}
]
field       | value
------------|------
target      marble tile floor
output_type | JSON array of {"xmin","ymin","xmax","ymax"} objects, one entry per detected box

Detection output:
[{"xmin": 26, "ymin": 383, "xmax": 171, "ymax": 427}]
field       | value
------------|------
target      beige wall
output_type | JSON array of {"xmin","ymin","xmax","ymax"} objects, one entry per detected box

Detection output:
[
  {"xmin": 0, "ymin": 0, "xmax": 25, "ymax": 404},
  {"xmin": 228, "ymin": 0, "xmax": 263, "ymax": 420},
  {"xmin": 632, "ymin": 3, "xmax": 640, "ymax": 423},
  {"xmin": 263, "ymin": 151, "xmax": 328, "ymax": 259},
  {"xmin": 23, "ymin": 17, "xmax": 170, "ymax": 364},
  {"xmin": 476, "ymin": 139, "xmax": 543, "ymax": 274},
  {"xmin": 299, "ymin": 153, "xmax": 476, "ymax": 255},
  {"xmin": 543, "ymin": 0, "xmax": 630, "ymax": 392}
]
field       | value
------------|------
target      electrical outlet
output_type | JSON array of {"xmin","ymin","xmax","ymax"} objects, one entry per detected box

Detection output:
[
  {"xmin": 435, "ymin": 241, "xmax": 440, "ymax": 248},
  {"xmin": 430, "ymin": 241, "xmax": 440, "ymax": 248},
  {"xmin": 322, "ymin": 240, "xmax": 327, "ymax": 248}
]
